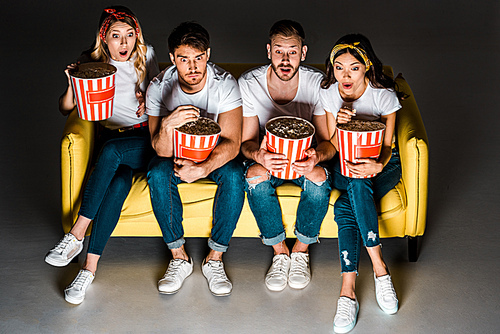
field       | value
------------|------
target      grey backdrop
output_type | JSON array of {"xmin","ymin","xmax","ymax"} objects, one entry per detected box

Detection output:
[{"xmin": 1, "ymin": 0, "xmax": 499, "ymax": 333}]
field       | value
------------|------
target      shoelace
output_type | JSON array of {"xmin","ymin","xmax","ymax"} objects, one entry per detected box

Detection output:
[
  {"xmin": 53, "ymin": 234, "xmax": 73, "ymax": 252},
  {"xmin": 268, "ymin": 255, "xmax": 289, "ymax": 277},
  {"xmin": 69, "ymin": 271, "xmax": 92, "ymax": 290},
  {"xmin": 377, "ymin": 276, "xmax": 397, "ymax": 300},
  {"xmin": 289, "ymin": 254, "xmax": 308, "ymax": 276},
  {"xmin": 336, "ymin": 298, "xmax": 355, "ymax": 321},
  {"xmin": 207, "ymin": 261, "xmax": 229, "ymax": 282},
  {"xmin": 162, "ymin": 259, "xmax": 186, "ymax": 280}
]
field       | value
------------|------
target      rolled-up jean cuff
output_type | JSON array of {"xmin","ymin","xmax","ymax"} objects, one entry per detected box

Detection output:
[
  {"xmin": 208, "ymin": 238, "xmax": 228, "ymax": 253},
  {"xmin": 340, "ymin": 270, "xmax": 359, "ymax": 276},
  {"xmin": 261, "ymin": 231, "xmax": 286, "ymax": 246},
  {"xmin": 295, "ymin": 229, "xmax": 319, "ymax": 245},
  {"xmin": 167, "ymin": 237, "xmax": 185, "ymax": 250}
]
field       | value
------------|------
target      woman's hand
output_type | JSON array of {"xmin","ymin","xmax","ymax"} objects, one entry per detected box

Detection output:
[
  {"xmin": 336, "ymin": 107, "xmax": 356, "ymax": 124},
  {"xmin": 64, "ymin": 63, "xmax": 79, "ymax": 82},
  {"xmin": 59, "ymin": 62, "xmax": 79, "ymax": 115},
  {"xmin": 136, "ymin": 91, "xmax": 145, "ymax": 117},
  {"xmin": 346, "ymin": 158, "xmax": 383, "ymax": 177}
]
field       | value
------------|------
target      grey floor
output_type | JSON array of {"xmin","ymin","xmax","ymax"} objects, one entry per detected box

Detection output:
[{"xmin": 2, "ymin": 0, "xmax": 500, "ymax": 333}]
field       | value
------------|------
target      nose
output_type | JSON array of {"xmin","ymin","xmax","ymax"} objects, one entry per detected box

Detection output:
[
  {"xmin": 282, "ymin": 52, "xmax": 290, "ymax": 63},
  {"xmin": 342, "ymin": 69, "xmax": 350, "ymax": 78},
  {"xmin": 188, "ymin": 59, "xmax": 198, "ymax": 71},
  {"xmin": 120, "ymin": 36, "xmax": 127, "ymax": 45}
]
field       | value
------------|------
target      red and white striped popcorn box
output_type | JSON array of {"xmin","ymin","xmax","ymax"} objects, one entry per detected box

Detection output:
[
  {"xmin": 337, "ymin": 124, "xmax": 385, "ymax": 178},
  {"xmin": 174, "ymin": 127, "xmax": 220, "ymax": 163},
  {"xmin": 266, "ymin": 117, "xmax": 315, "ymax": 180},
  {"xmin": 70, "ymin": 63, "xmax": 116, "ymax": 121}
]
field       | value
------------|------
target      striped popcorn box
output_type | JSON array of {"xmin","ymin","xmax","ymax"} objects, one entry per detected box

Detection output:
[
  {"xmin": 337, "ymin": 120, "xmax": 386, "ymax": 178},
  {"xmin": 174, "ymin": 117, "xmax": 221, "ymax": 163},
  {"xmin": 265, "ymin": 116, "xmax": 315, "ymax": 180},
  {"xmin": 70, "ymin": 62, "xmax": 116, "ymax": 121}
]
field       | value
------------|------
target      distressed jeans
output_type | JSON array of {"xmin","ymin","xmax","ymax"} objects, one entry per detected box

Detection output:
[
  {"xmin": 332, "ymin": 148, "xmax": 401, "ymax": 273},
  {"xmin": 147, "ymin": 156, "xmax": 245, "ymax": 253},
  {"xmin": 245, "ymin": 162, "xmax": 332, "ymax": 246}
]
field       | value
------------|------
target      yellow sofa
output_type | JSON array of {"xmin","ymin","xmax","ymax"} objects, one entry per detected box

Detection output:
[{"xmin": 60, "ymin": 64, "xmax": 428, "ymax": 261}]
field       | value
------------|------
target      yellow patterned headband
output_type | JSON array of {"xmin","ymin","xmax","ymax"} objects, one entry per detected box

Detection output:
[{"xmin": 330, "ymin": 42, "xmax": 372, "ymax": 72}]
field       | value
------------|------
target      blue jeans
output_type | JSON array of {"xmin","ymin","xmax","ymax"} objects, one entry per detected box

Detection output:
[
  {"xmin": 87, "ymin": 165, "xmax": 133, "ymax": 256},
  {"xmin": 147, "ymin": 156, "xmax": 245, "ymax": 253},
  {"xmin": 244, "ymin": 162, "xmax": 332, "ymax": 246},
  {"xmin": 79, "ymin": 127, "xmax": 153, "ymax": 220},
  {"xmin": 332, "ymin": 148, "xmax": 402, "ymax": 273}
]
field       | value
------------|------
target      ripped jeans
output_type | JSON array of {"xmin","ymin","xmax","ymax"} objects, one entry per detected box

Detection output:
[
  {"xmin": 332, "ymin": 148, "xmax": 401, "ymax": 273},
  {"xmin": 244, "ymin": 161, "xmax": 332, "ymax": 246}
]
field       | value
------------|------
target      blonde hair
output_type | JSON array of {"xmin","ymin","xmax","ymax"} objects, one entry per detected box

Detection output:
[{"xmin": 90, "ymin": 17, "xmax": 147, "ymax": 90}]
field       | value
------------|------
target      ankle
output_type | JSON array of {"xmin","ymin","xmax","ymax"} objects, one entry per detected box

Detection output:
[
  {"xmin": 340, "ymin": 292, "xmax": 356, "ymax": 300},
  {"xmin": 373, "ymin": 266, "xmax": 389, "ymax": 278},
  {"xmin": 272, "ymin": 241, "xmax": 290, "ymax": 256},
  {"xmin": 291, "ymin": 241, "xmax": 309, "ymax": 254}
]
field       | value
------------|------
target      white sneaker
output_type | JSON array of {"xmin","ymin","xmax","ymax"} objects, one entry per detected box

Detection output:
[
  {"xmin": 288, "ymin": 252, "xmax": 311, "ymax": 289},
  {"xmin": 45, "ymin": 233, "xmax": 84, "ymax": 267},
  {"xmin": 202, "ymin": 259, "xmax": 232, "ymax": 296},
  {"xmin": 64, "ymin": 269, "xmax": 94, "ymax": 305},
  {"xmin": 158, "ymin": 258, "xmax": 193, "ymax": 294},
  {"xmin": 333, "ymin": 297, "xmax": 359, "ymax": 334},
  {"xmin": 374, "ymin": 273, "xmax": 399, "ymax": 314},
  {"xmin": 265, "ymin": 254, "xmax": 290, "ymax": 292}
]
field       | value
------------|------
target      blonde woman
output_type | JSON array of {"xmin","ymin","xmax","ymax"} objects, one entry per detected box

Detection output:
[{"xmin": 45, "ymin": 6, "xmax": 159, "ymax": 304}]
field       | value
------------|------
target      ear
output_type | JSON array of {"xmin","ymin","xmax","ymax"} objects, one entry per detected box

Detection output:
[
  {"xmin": 266, "ymin": 44, "xmax": 271, "ymax": 60},
  {"xmin": 301, "ymin": 45, "xmax": 308, "ymax": 62},
  {"xmin": 169, "ymin": 52, "xmax": 175, "ymax": 64},
  {"xmin": 206, "ymin": 48, "xmax": 211, "ymax": 61}
]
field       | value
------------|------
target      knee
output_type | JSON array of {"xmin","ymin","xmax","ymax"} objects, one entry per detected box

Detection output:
[
  {"xmin": 147, "ymin": 157, "xmax": 174, "ymax": 185},
  {"xmin": 218, "ymin": 160, "xmax": 244, "ymax": 186},
  {"xmin": 305, "ymin": 166, "xmax": 328, "ymax": 184},
  {"xmin": 98, "ymin": 141, "xmax": 121, "ymax": 162},
  {"xmin": 245, "ymin": 163, "xmax": 268, "ymax": 185}
]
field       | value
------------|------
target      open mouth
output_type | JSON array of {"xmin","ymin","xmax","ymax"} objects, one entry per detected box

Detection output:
[
  {"xmin": 342, "ymin": 83, "xmax": 353, "ymax": 90},
  {"xmin": 279, "ymin": 66, "xmax": 293, "ymax": 75},
  {"xmin": 119, "ymin": 50, "xmax": 128, "ymax": 57}
]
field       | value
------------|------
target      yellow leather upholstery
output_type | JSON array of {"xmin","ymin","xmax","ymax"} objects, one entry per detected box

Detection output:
[{"xmin": 60, "ymin": 64, "xmax": 428, "ymax": 240}]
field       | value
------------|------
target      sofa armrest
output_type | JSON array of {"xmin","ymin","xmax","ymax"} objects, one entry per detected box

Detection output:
[
  {"xmin": 395, "ymin": 75, "xmax": 429, "ymax": 237},
  {"xmin": 61, "ymin": 109, "xmax": 96, "ymax": 233}
]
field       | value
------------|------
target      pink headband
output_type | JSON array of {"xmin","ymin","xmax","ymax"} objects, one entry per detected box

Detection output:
[{"xmin": 99, "ymin": 8, "xmax": 140, "ymax": 42}]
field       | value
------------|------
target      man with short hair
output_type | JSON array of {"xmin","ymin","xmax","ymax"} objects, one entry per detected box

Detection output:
[
  {"xmin": 146, "ymin": 22, "xmax": 244, "ymax": 296},
  {"xmin": 239, "ymin": 20, "xmax": 334, "ymax": 291}
]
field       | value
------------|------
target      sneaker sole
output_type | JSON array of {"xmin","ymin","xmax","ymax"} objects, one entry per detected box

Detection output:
[
  {"xmin": 265, "ymin": 280, "xmax": 287, "ymax": 292},
  {"xmin": 64, "ymin": 293, "xmax": 84, "ymax": 305},
  {"xmin": 377, "ymin": 300, "xmax": 398, "ymax": 315},
  {"xmin": 158, "ymin": 266, "xmax": 193, "ymax": 295},
  {"xmin": 288, "ymin": 278, "xmax": 310, "ymax": 290}
]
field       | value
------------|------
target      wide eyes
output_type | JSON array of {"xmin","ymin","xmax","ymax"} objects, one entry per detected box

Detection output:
[
  {"xmin": 110, "ymin": 32, "xmax": 135, "ymax": 39},
  {"xmin": 334, "ymin": 65, "xmax": 360, "ymax": 71}
]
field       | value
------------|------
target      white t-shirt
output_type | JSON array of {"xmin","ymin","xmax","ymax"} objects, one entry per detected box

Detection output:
[
  {"xmin": 320, "ymin": 82, "xmax": 401, "ymax": 121},
  {"xmin": 99, "ymin": 45, "xmax": 160, "ymax": 130},
  {"xmin": 238, "ymin": 65, "xmax": 325, "ymax": 138},
  {"xmin": 145, "ymin": 62, "xmax": 242, "ymax": 122}
]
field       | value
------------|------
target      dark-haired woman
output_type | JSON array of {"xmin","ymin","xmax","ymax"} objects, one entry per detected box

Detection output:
[
  {"xmin": 44, "ymin": 6, "xmax": 159, "ymax": 304},
  {"xmin": 321, "ymin": 34, "xmax": 401, "ymax": 333}
]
